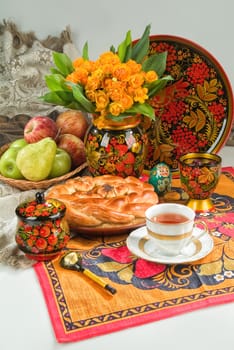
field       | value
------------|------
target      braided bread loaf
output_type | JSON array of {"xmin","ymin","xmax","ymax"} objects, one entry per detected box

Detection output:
[{"xmin": 46, "ymin": 175, "xmax": 158, "ymax": 229}]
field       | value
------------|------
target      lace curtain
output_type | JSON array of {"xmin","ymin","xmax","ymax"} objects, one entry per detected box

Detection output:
[{"xmin": 0, "ymin": 20, "xmax": 79, "ymax": 117}]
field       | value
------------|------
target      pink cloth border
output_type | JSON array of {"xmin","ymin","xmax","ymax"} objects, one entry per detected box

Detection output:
[{"xmin": 34, "ymin": 262, "xmax": 234, "ymax": 343}]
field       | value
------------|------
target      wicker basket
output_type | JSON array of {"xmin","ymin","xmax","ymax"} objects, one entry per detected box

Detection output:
[{"xmin": 0, "ymin": 143, "xmax": 88, "ymax": 190}]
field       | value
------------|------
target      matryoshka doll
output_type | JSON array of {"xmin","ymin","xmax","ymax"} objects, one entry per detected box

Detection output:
[{"xmin": 149, "ymin": 162, "xmax": 172, "ymax": 196}]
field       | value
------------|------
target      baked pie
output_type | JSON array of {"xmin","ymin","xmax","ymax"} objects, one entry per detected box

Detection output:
[{"xmin": 46, "ymin": 175, "xmax": 158, "ymax": 229}]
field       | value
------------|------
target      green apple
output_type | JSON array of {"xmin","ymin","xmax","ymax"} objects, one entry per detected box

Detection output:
[
  {"xmin": 10, "ymin": 138, "xmax": 28, "ymax": 150},
  {"xmin": 49, "ymin": 148, "xmax": 72, "ymax": 178},
  {"xmin": 0, "ymin": 148, "xmax": 25, "ymax": 179}
]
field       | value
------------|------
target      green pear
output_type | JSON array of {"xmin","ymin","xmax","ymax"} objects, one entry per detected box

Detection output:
[{"xmin": 16, "ymin": 137, "xmax": 57, "ymax": 181}]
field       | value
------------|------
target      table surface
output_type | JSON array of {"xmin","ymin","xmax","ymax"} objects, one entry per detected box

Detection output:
[
  {"xmin": 0, "ymin": 146, "xmax": 233, "ymax": 350},
  {"xmin": 0, "ymin": 263, "xmax": 234, "ymax": 350}
]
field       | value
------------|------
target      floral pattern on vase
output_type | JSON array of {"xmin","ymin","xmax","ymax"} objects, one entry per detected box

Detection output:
[{"xmin": 84, "ymin": 119, "xmax": 148, "ymax": 178}]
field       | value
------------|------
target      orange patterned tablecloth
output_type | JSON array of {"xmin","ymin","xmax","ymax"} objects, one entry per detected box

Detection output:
[{"xmin": 35, "ymin": 167, "xmax": 234, "ymax": 343}]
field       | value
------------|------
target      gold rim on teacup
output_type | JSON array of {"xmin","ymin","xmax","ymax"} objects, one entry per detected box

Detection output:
[{"xmin": 145, "ymin": 203, "xmax": 208, "ymax": 256}]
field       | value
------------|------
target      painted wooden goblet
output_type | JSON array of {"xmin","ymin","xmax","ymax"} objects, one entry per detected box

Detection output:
[{"xmin": 179, "ymin": 152, "xmax": 222, "ymax": 212}]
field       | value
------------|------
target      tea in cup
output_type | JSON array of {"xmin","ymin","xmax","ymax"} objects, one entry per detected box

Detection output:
[{"xmin": 145, "ymin": 203, "xmax": 207, "ymax": 256}]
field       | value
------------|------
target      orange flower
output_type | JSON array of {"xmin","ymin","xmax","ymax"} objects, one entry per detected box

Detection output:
[
  {"xmin": 126, "ymin": 59, "xmax": 142, "ymax": 74},
  {"xmin": 66, "ymin": 69, "xmax": 88, "ymax": 85},
  {"xmin": 95, "ymin": 90, "xmax": 109, "ymax": 112},
  {"xmin": 73, "ymin": 57, "xmax": 85, "ymax": 69},
  {"xmin": 85, "ymin": 89, "xmax": 96, "ymax": 102},
  {"xmin": 128, "ymin": 73, "xmax": 145, "ymax": 89},
  {"xmin": 145, "ymin": 70, "xmax": 158, "ymax": 82},
  {"xmin": 113, "ymin": 64, "xmax": 131, "ymax": 81},
  {"xmin": 121, "ymin": 93, "xmax": 134, "ymax": 110},
  {"xmin": 98, "ymin": 51, "xmax": 121, "ymax": 65},
  {"xmin": 43, "ymin": 25, "xmax": 172, "ymax": 124},
  {"xmin": 86, "ymin": 75, "xmax": 101, "ymax": 91},
  {"xmin": 109, "ymin": 102, "xmax": 124, "ymax": 116},
  {"xmin": 66, "ymin": 51, "xmax": 159, "ymax": 119},
  {"xmin": 133, "ymin": 87, "xmax": 149, "ymax": 103},
  {"xmin": 107, "ymin": 80, "xmax": 126, "ymax": 101}
]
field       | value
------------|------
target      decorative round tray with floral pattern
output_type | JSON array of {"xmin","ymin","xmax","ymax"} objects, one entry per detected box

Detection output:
[{"xmin": 144, "ymin": 35, "xmax": 234, "ymax": 171}]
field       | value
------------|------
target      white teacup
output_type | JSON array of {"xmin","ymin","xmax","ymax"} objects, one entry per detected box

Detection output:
[{"xmin": 145, "ymin": 203, "xmax": 207, "ymax": 256}]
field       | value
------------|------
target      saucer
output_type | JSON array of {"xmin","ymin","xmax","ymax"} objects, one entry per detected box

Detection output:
[{"xmin": 126, "ymin": 226, "xmax": 213, "ymax": 264}]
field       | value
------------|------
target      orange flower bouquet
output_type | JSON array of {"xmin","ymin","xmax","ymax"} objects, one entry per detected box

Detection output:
[{"xmin": 41, "ymin": 24, "xmax": 172, "ymax": 128}]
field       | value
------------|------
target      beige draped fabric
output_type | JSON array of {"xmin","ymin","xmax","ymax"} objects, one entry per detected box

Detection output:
[{"xmin": 0, "ymin": 20, "xmax": 79, "ymax": 118}]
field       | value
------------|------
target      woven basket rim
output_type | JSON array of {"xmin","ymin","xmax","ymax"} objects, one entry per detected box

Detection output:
[{"xmin": 0, "ymin": 143, "xmax": 88, "ymax": 190}]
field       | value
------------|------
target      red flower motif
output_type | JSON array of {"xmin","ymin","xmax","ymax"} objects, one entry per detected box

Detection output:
[
  {"xmin": 47, "ymin": 235, "xmax": 58, "ymax": 246},
  {"xmin": 123, "ymin": 152, "xmax": 135, "ymax": 164},
  {"xmin": 124, "ymin": 165, "xmax": 134, "ymax": 176},
  {"xmin": 102, "ymin": 246, "xmax": 132, "ymax": 263},
  {"xmin": 25, "ymin": 205, "xmax": 36, "ymax": 214},
  {"xmin": 134, "ymin": 259, "xmax": 166, "ymax": 278},
  {"xmin": 35, "ymin": 238, "xmax": 47, "ymax": 250},
  {"xmin": 219, "ymin": 224, "xmax": 234, "ymax": 237},
  {"xmin": 115, "ymin": 162, "xmax": 125, "ymax": 172},
  {"xmin": 102, "ymin": 246, "xmax": 166, "ymax": 279},
  {"xmin": 205, "ymin": 213, "xmax": 234, "ymax": 238},
  {"xmin": 115, "ymin": 144, "xmax": 128, "ymax": 156},
  {"xmin": 39, "ymin": 226, "xmax": 51, "ymax": 237}
]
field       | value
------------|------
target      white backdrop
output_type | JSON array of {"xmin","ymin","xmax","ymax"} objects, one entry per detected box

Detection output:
[{"xmin": 1, "ymin": 0, "xmax": 234, "ymax": 88}]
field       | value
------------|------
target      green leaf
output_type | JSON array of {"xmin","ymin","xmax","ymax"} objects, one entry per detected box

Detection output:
[
  {"xmin": 82, "ymin": 41, "xmax": 89, "ymax": 60},
  {"xmin": 124, "ymin": 45, "xmax": 133, "ymax": 63},
  {"xmin": 147, "ymin": 76, "xmax": 173, "ymax": 97},
  {"xmin": 125, "ymin": 102, "xmax": 155, "ymax": 119},
  {"xmin": 45, "ymin": 74, "xmax": 67, "ymax": 91},
  {"xmin": 55, "ymin": 91, "xmax": 75, "ymax": 103},
  {"xmin": 40, "ymin": 90, "xmax": 88, "ymax": 111},
  {"xmin": 40, "ymin": 91, "xmax": 67, "ymax": 105},
  {"xmin": 117, "ymin": 30, "xmax": 132, "ymax": 62},
  {"xmin": 66, "ymin": 101, "xmax": 86, "ymax": 110},
  {"xmin": 110, "ymin": 45, "xmax": 116, "ymax": 53},
  {"xmin": 52, "ymin": 52, "xmax": 74, "ymax": 76},
  {"xmin": 71, "ymin": 84, "xmax": 96, "ymax": 113},
  {"xmin": 106, "ymin": 102, "xmax": 155, "ymax": 120},
  {"xmin": 50, "ymin": 68, "xmax": 63, "ymax": 75},
  {"xmin": 131, "ymin": 24, "xmax": 151, "ymax": 63},
  {"xmin": 142, "ymin": 51, "xmax": 168, "ymax": 77}
]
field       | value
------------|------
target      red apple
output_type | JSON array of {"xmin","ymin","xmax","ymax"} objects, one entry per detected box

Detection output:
[
  {"xmin": 57, "ymin": 134, "xmax": 86, "ymax": 168},
  {"xmin": 24, "ymin": 116, "xmax": 58, "ymax": 143},
  {"xmin": 56, "ymin": 110, "xmax": 89, "ymax": 140}
]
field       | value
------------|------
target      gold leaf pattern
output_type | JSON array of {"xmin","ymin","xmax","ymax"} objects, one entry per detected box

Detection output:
[
  {"xmin": 189, "ymin": 116, "xmax": 197, "ymax": 129},
  {"xmin": 160, "ymin": 144, "xmax": 174, "ymax": 152},
  {"xmin": 197, "ymin": 84, "xmax": 205, "ymax": 99},
  {"xmin": 183, "ymin": 116, "xmax": 192, "ymax": 124},
  {"xmin": 199, "ymin": 260, "xmax": 223, "ymax": 275},
  {"xmin": 209, "ymin": 87, "xmax": 218, "ymax": 93},
  {"xmin": 198, "ymin": 167, "xmax": 215, "ymax": 184},
  {"xmin": 117, "ymin": 266, "xmax": 133, "ymax": 283},
  {"xmin": 153, "ymin": 143, "xmax": 174, "ymax": 162},
  {"xmin": 224, "ymin": 239, "xmax": 234, "ymax": 260},
  {"xmin": 223, "ymin": 256, "xmax": 234, "ymax": 271},
  {"xmin": 210, "ymin": 78, "xmax": 218, "ymax": 87},
  {"xmin": 204, "ymin": 80, "xmax": 209, "ymax": 91},
  {"xmin": 209, "ymin": 122, "xmax": 219, "ymax": 143},
  {"xmin": 97, "ymin": 261, "xmax": 128, "ymax": 272},
  {"xmin": 203, "ymin": 93, "xmax": 217, "ymax": 102},
  {"xmin": 183, "ymin": 109, "xmax": 206, "ymax": 132},
  {"xmin": 195, "ymin": 109, "xmax": 206, "ymax": 132}
]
